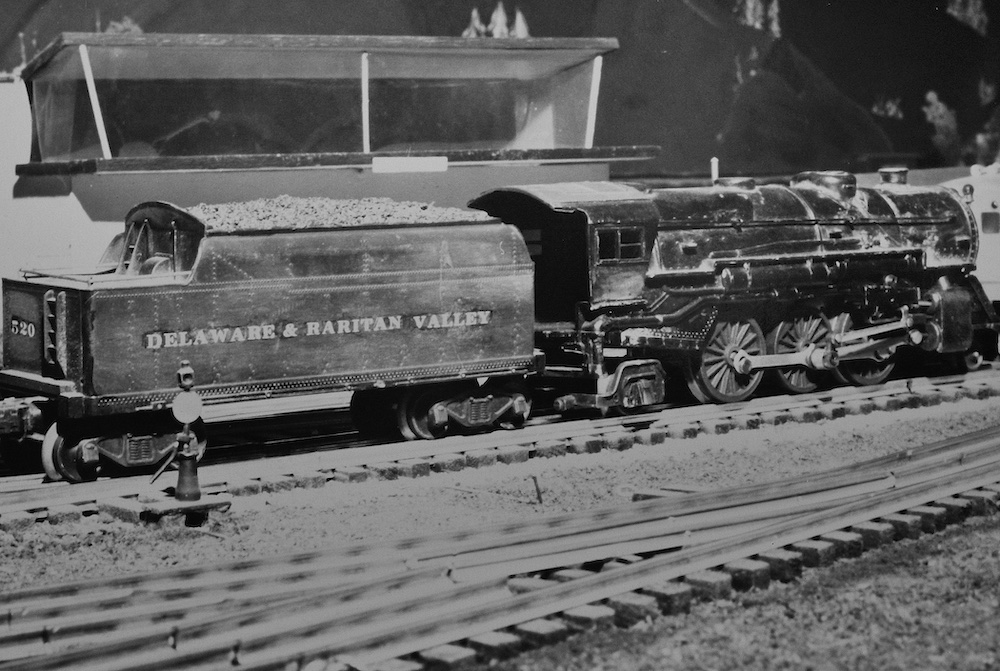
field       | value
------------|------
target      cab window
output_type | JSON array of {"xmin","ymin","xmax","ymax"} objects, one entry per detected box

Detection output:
[{"xmin": 596, "ymin": 227, "xmax": 645, "ymax": 262}]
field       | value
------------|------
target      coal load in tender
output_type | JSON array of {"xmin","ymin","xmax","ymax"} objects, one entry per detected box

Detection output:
[{"xmin": 187, "ymin": 195, "xmax": 492, "ymax": 231}]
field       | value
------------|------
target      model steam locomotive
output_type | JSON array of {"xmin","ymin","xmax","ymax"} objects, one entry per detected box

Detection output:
[
  {"xmin": 473, "ymin": 169, "xmax": 997, "ymax": 407},
  {"xmin": 0, "ymin": 167, "xmax": 995, "ymax": 482}
]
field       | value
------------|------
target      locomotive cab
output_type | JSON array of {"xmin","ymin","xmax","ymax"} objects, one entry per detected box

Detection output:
[
  {"xmin": 471, "ymin": 182, "xmax": 667, "ymax": 413},
  {"xmin": 113, "ymin": 203, "xmax": 205, "ymax": 277}
]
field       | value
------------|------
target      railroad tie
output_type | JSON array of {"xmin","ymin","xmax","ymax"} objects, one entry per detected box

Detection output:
[
  {"xmin": 632, "ymin": 427, "xmax": 667, "ymax": 445},
  {"xmin": 906, "ymin": 505, "xmax": 950, "ymax": 532},
  {"xmin": 513, "ymin": 619, "xmax": 570, "ymax": 646},
  {"xmin": 849, "ymin": 521, "xmax": 896, "ymax": 549},
  {"xmin": 639, "ymin": 581, "xmax": 693, "ymax": 615},
  {"xmin": 756, "ymin": 549, "xmax": 803, "ymax": 583},
  {"xmin": 418, "ymin": 643, "xmax": 478, "ymax": 669},
  {"xmin": 532, "ymin": 440, "xmax": 568, "ymax": 459},
  {"xmin": 331, "ymin": 466, "xmax": 369, "ymax": 482},
  {"xmin": 958, "ymin": 489, "xmax": 999, "ymax": 514},
  {"xmin": 464, "ymin": 449, "xmax": 498, "ymax": 468},
  {"xmin": 464, "ymin": 630, "xmax": 523, "ymax": 660},
  {"xmin": 818, "ymin": 530, "xmax": 865, "ymax": 558},
  {"xmin": 427, "ymin": 454, "xmax": 465, "ymax": 473},
  {"xmin": 605, "ymin": 592, "xmax": 660, "ymax": 627},
  {"xmin": 878, "ymin": 513, "xmax": 925, "ymax": 540},
  {"xmin": 395, "ymin": 459, "xmax": 432, "ymax": 478},
  {"xmin": 817, "ymin": 403, "xmax": 848, "ymax": 420},
  {"xmin": 561, "ymin": 603, "xmax": 616, "ymax": 630},
  {"xmin": 789, "ymin": 539, "xmax": 837, "ymax": 567},
  {"xmin": 371, "ymin": 658, "xmax": 424, "ymax": 671},
  {"xmin": 722, "ymin": 558, "xmax": 772, "ymax": 591},
  {"xmin": 657, "ymin": 422, "xmax": 701, "ymax": 439},
  {"xmin": 932, "ymin": 497, "xmax": 973, "ymax": 523},
  {"xmin": 684, "ymin": 570, "xmax": 733, "ymax": 601},
  {"xmin": 757, "ymin": 410, "xmax": 794, "ymax": 426},
  {"xmin": 841, "ymin": 399, "xmax": 876, "ymax": 415},
  {"xmin": 495, "ymin": 445, "xmax": 530, "ymax": 464}
]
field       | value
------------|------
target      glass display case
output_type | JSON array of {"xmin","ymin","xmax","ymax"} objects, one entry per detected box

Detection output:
[
  {"xmin": 6, "ymin": 33, "xmax": 656, "ymax": 280},
  {"xmin": 23, "ymin": 33, "xmax": 616, "ymax": 162}
]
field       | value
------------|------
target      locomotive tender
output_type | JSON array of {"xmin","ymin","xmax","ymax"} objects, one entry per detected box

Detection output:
[
  {"xmin": 1, "ymin": 167, "xmax": 996, "ymax": 482},
  {"xmin": 0, "ymin": 199, "xmax": 537, "ymax": 481}
]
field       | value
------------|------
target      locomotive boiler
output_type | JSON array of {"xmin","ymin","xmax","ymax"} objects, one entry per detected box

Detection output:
[{"xmin": 469, "ymin": 168, "xmax": 999, "ymax": 409}]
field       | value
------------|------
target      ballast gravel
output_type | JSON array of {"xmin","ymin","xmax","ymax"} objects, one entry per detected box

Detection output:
[
  {"xmin": 2, "ymin": 395, "xmax": 1000, "ymax": 669},
  {"xmin": 187, "ymin": 195, "xmax": 491, "ymax": 231}
]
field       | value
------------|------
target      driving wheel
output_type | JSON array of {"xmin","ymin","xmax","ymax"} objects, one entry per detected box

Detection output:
[
  {"xmin": 685, "ymin": 318, "xmax": 765, "ymax": 403},
  {"xmin": 829, "ymin": 312, "xmax": 896, "ymax": 386},
  {"xmin": 767, "ymin": 313, "xmax": 832, "ymax": 394}
]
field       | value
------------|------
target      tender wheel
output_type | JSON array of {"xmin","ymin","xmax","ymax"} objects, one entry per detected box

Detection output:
[
  {"xmin": 685, "ymin": 318, "xmax": 765, "ymax": 403},
  {"xmin": 829, "ymin": 313, "xmax": 896, "ymax": 386},
  {"xmin": 41, "ymin": 424, "xmax": 98, "ymax": 483},
  {"xmin": 767, "ymin": 313, "xmax": 832, "ymax": 394},
  {"xmin": 396, "ymin": 386, "xmax": 452, "ymax": 440}
]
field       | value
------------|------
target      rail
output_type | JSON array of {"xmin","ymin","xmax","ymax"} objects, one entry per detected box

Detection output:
[
  {"xmin": 1, "ymin": 420, "xmax": 998, "ymax": 669},
  {"xmin": 0, "ymin": 368, "xmax": 998, "ymax": 524}
]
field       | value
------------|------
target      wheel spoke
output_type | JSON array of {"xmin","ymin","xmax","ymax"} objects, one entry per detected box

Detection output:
[
  {"xmin": 703, "ymin": 350, "xmax": 725, "ymax": 367},
  {"xmin": 704, "ymin": 342, "xmax": 727, "ymax": 358},
  {"xmin": 768, "ymin": 313, "xmax": 832, "ymax": 394},
  {"xmin": 705, "ymin": 359, "xmax": 729, "ymax": 381},
  {"xmin": 708, "ymin": 365, "xmax": 730, "ymax": 389},
  {"xmin": 720, "ymin": 371, "xmax": 737, "ymax": 395},
  {"xmin": 687, "ymin": 318, "xmax": 764, "ymax": 403},
  {"xmin": 829, "ymin": 312, "xmax": 895, "ymax": 387}
]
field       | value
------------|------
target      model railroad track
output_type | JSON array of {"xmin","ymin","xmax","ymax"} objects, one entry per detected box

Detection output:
[
  {"xmin": 0, "ymin": 368, "xmax": 999, "ymax": 528},
  {"xmin": 1, "ymin": 417, "xmax": 999, "ymax": 670}
]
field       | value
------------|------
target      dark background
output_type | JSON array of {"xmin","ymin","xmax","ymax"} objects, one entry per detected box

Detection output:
[{"xmin": 2, "ymin": 0, "xmax": 997, "ymax": 177}]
